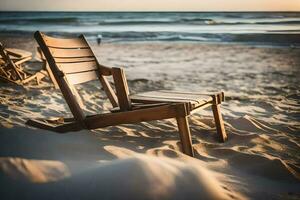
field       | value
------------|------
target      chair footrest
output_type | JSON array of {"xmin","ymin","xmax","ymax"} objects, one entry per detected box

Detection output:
[{"xmin": 26, "ymin": 118, "xmax": 82, "ymax": 133}]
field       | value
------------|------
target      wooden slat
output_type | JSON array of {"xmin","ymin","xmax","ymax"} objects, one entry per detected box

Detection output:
[
  {"xmin": 158, "ymin": 90, "xmax": 214, "ymax": 100},
  {"xmin": 14, "ymin": 56, "xmax": 32, "ymax": 66},
  {"xmin": 66, "ymin": 70, "xmax": 98, "ymax": 85},
  {"xmin": 57, "ymin": 61, "xmax": 98, "ymax": 74},
  {"xmin": 133, "ymin": 91, "xmax": 211, "ymax": 103},
  {"xmin": 22, "ymin": 73, "xmax": 38, "ymax": 84},
  {"xmin": 42, "ymin": 34, "xmax": 89, "ymax": 49},
  {"xmin": 132, "ymin": 97, "xmax": 194, "ymax": 113},
  {"xmin": 112, "ymin": 67, "xmax": 131, "ymax": 111},
  {"xmin": 49, "ymin": 47, "xmax": 93, "ymax": 58},
  {"xmin": 131, "ymin": 96, "xmax": 193, "ymax": 104},
  {"xmin": 54, "ymin": 57, "xmax": 96, "ymax": 63},
  {"xmin": 131, "ymin": 102, "xmax": 169, "ymax": 109},
  {"xmin": 159, "ymin": 90, "xmax": 210, "ymax": 96},
  {"xmin": 6, "ymin": 48, "xmax": 32, "ymax": 58},
  {"xmin": 131, "ymin": 95, "xmax": 200, "ymax": 104},
  {"xmin": 140, "ymin": 94, "xmax": 202, "ymax": 104}
]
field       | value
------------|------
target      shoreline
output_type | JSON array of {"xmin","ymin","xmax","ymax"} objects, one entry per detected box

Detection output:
[{"xmin": 1, "ymin": 32, "xmax": 300, "ymax": 49}]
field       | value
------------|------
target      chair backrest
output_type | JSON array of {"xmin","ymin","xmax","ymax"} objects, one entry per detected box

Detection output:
[{"xmin": 34, "ymin": 31, "xmax": 118, "ymax": 122}]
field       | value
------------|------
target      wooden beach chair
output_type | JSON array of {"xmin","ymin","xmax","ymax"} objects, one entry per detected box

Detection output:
[
  {"xmin": 0, "ymin": 43, "xmax": 46, "ymax": 85},
  {"xmin": 26, "ymin": 31, "xmax": 227, "ymax": 157}
]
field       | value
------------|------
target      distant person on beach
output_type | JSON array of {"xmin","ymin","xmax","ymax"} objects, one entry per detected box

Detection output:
[{"xmin": 97, "ymin": 34, "xmax": 102, "ymax": 45}]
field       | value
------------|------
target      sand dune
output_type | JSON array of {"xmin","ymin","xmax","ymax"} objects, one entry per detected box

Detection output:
[
  {"xmin": 0, "ymin": 127, "xmax": 246, "ymax": 200},
  {"xmin": 0, "ymin": 156, "xmax": 240, "ymax": 200},
  {"xmin": 0, "ymin": 38, "xmax": 299, "ymax": 199}
]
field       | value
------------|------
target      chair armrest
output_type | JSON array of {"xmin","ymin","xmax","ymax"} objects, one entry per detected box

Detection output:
[
  {"xmin": 112, "ymin": 67, "xmax": 132, "ymax": 111},
  {"xmin": 98, "ymin": 64, "xmax": 113, "ymax": 76}
]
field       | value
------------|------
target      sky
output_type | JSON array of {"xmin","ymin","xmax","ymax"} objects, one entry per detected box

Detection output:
[{"xmin": 0, "ymin": 0, "xmax": 300, "ymax": 11}]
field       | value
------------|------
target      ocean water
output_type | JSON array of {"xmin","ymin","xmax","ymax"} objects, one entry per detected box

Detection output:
[{"xmin": 0, "ymin": 12, "xmax": 300, "ymax": 46}]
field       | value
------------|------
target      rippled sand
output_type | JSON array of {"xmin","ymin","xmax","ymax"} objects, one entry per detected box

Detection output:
[{"xmin": 0, "ymin": 36, "xmax": 299, "ymax": 199}]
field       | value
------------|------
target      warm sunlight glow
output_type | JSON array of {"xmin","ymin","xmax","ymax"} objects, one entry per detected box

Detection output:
[{"xmin": 0, "ymin": 0, "xmax": 299, "ymax": 11}]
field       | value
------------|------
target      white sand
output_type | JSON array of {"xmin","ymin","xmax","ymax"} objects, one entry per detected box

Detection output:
[{"xmin": 0, "ymin": 37, "xmax": 299, "ymax": 199}]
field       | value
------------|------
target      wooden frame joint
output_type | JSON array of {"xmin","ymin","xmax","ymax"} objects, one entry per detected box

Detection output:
[
  {"xmin": 211, "ymin": 94, "xmax": 218, "ymax": 105},
  {"xmin": 175, "ymin": 103, "xmax": 190, "ymax": 117},
  {"xmin": 211, "ymin": 92, "xmax": 225, "ymax": 105},
  {"xmin": 221, "ymin": 92, "xmax": 225, "ymax": 102}
]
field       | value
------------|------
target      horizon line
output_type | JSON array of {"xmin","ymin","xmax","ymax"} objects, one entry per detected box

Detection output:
[{"xmin": 1, "ymin": 10, "xmax": 300, "ymax": 12}]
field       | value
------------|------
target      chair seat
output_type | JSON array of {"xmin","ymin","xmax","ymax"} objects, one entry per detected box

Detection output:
[{"xmin": 131, "ymin": 90, "xmax": 213, "ymax": 111}]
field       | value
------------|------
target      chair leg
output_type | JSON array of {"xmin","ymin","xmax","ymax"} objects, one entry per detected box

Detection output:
[
  {"xmin": 176, "ymin": 116, "xmax": 194, "ymax": 157},
  {"xmin": 212, "ymin": 104, "xmax": 227, "ymax": 142}
]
